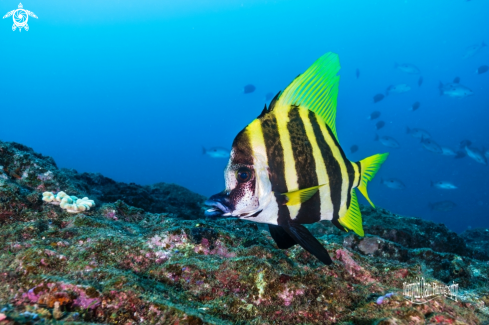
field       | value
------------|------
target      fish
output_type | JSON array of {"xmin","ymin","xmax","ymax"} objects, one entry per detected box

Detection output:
[
  {"xmin": 373, "ymin": 93, "xmax": 385, "ymax": 103},
  {"xmin": 431, "ymin": 181, "xmax": 457, "ymax": 189},
  {"xmin": 429, "ymin": 200, "xmax": 456, "ymax": 212},
  {"xmin": 356, "ymin": 68, "xmax": 360, "ymax": 79},
  {"xmin": 376, "ymin": 121, "xmax": 385, "ymax": 130},
  {"xmin": 464, "ymin": 146, "xmax": 487, "ymax": 165},
  {"xmin": 476, "ymin": 65, "xmax": 489, "ymax": 75},
  {"xmin": 204, "ymin": 53, "xmax": 389, "ymax": 266},
  {"xmin": 394, "ymin": 63, "xmax": 421, "ymax": 74},
  {"xmin": 367, "ymin": 111, "xmax": 381, "ymax": 120},
  {"xmin": 375, "ymin": 134, "xmax": 400, "ymax": 148},
  {"xmin": 455, "ymin": 150, "xmax": 467, "ymax": 159},
  {"xmin": 406, "ymin": 127, "xmax": 430, "ymax": 139},
  {"xmin": 381, "ymin": 178, "xmax": 405, "ymax": 189},
  {"xmin": 418, "ymin": 76, "xmax": 423, "ymax": 87},
  {"xmin": 385, "ymin": 84, "xmax": 411, "ymax": 96},
  {"xmin": 485, "ymin": 148, "xmax": 489, "ymax": 160},
  {"xmin": 350, "ymin": 145, "xmax": 359, "ymax": 154},
  {"xmin": 439, "ymin": 78, "xmax": 473, "ymax": 98},
  {"xmin": 463, "ymin": 41, "xmax": 486, "ymax": 59},
  {"xmin": 440, "ymin": 146, "xmax": 457, "ymax": 156},
  {"xmin": 409, "ymin": 101, "xmax": 421, "ymax": 111},
  {"xmin": 202, "ymin": 147, "xmax": 230, "ymax": 159},
  {"xmin": 243, "ymin": 84, "xmax": 256, "ymax": 94},
  {"xmin": 421, "ymin": 138, "xmax": 442, "ymax": 154},
  {"xmin": 265, "ymin": 92, "xmax": 275, "ymax": 101}
]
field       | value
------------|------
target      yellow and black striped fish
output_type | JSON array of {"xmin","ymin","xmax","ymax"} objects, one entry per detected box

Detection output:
[{"xmin": 205, "ymin": 53, "xmax": 388, "ymax": 265}]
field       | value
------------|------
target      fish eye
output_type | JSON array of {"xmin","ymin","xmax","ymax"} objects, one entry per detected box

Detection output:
[{"xmin": 236, "ymin": 167, "xmax": 252, "ymax": 183}]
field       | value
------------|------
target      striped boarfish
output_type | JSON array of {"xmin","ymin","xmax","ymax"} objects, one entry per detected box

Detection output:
[{"xmin": 205, "ymin": 53, "xmax": 389, "ymax": 265}]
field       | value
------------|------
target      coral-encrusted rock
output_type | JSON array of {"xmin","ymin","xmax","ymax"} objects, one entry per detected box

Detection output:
[
  {"xmin": 0, "ymin": 140, "xmax": 206, "ymax": 219},
  {"xmin": 460, "ymin": 228, "xmax": 489, "ymax": 260},
  {"xmin": 1, "ymin": 140, "xmax": 489, "ymax": 324}
]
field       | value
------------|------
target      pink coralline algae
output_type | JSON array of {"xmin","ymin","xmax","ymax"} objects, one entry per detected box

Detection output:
[
  {"xmin": 278, "ymin": 286, "xmax": 305, "ymax": 306},
  {"xmin": 335, "ymin": 248, "xmax": 375, "ymax": 283},
  {"xmin": 194, "ymin": 238, "xmax": 236, "ymax": 258},
  {"xmin": 23, "ymin": 283, "xmax": 101, "ymax": 310}
]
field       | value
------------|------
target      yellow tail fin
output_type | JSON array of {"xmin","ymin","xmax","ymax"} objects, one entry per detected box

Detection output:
[{"xmin": 357, "ymin": 153, "xmax": 389, "ymax": 207}]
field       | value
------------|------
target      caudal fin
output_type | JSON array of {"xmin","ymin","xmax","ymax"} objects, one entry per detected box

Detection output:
[{"xmin": 357, "ymin": 153, "xmax": 389, "ymax": 207}]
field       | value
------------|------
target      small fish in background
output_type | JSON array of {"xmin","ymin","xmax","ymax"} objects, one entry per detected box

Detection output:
[
  {"xmin": 455, "ymin": 150, "xmax": 467, "ymax": 159},
  {"xmin": 202, "ymin": 147, "xmax": 230, "ymax": 159},
  {"xmin": 418, "ymin": 76, "xmax": 423, "ymax": 87},
  {"xmin": 375, "ymin": 134, "xmax": 400, "ymax": 148},
  {"xmin": 429, "ymin": 200, "xmax": 456, "ymax": 212},
  {"xmin": 373, "ymin": 93, "xmax": 385, "ymax": 103},
  {"xmin": 440, "ymin": 146, "xmax": 457, "ymax": 156},
  {"xmin": 264, "ymin": 92, "xmax": 275, "ymax": 101},
  {"xmin": 409, "ymin": 101, "xmax": 421, "ymax": 111},
  {"xmin": 439, "ymin": 78, "xmax": 473, "ymax": 98},
  {"xmin": 406, "ymin": 127, "xmax": 430, "ymax": 139},
  {"xmin": 431, "ymin": 181, "xmax": 457, "ymax": 189},
  {"xmin": 367, "ymin": 111, "xmax": 381, "ymax": 120},
  {"xmin": 376, "ymin": 121, "xmax": 385, "ymax": 130},
  {"xmin": 463, "ymin": 41, "xmax": 486, "ymax": 59},
  {"xmin": 350, "ymin": 145, "xmax": 359, "ymax": 154},
  {"xmin": 485, "ymin": 148, "xmax": 489, "ymax": 160},
  {"xmin": 394, "ymin": 63, "xmax": 421, "ymax": 74},
  {"xmin": 381, "ymin": 178, "xmax": 406, "ymax": 189},
  {"xmin": 465, "ymin": 146, "xmax": 487, "ymax": 165},
  {"xmin": 243, "ymin": 84, "xmax": 256, "ymax": 94},
  {"xmin": 385, "ymin": 84, "xmax": 411, "ymax": 96},
  {"xmin": 476, "ymin": 65, "xmax": 489, "ymax": 75},
  {"xmin": 421, "ymin": 138, "xmax": 442, "ymax": 154},
  {"xmin": 356, "ymin": 68, "xmax": 360, "ymax": 79}
]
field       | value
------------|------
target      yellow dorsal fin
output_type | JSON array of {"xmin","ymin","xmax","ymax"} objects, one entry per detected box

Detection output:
[
  {"xmin": 338, "ymin": 189, "xmax": 364, "ymax": 236},
  {"xmin": 275, "ymin": 52, "xmax": 341, "ymax": 141},
  {"xmin": 282, "ymin": 185, "xmax": 325, "ymax": 206}
]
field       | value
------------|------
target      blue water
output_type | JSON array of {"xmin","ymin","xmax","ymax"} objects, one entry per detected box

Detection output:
[{"xmin": 1, "ymin": 0, "xmax": 488, "ymax": 233}]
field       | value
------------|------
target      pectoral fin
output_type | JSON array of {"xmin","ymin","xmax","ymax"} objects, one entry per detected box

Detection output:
[
  {"xmin": 281, "ymin": 185, "xmax": 325, "ymax": 206},
  {"xmin": 281, "ymin": 222, "xmax": 333, "ymax": 265}
]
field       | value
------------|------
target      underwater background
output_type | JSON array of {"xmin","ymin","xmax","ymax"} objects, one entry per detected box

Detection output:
[{"xmin": 1, "ymin": 0, "xmax": 488, "ymax": 233}]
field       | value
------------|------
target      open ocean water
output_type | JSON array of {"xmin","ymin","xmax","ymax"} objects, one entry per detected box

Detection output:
[{"xmin": 1, "ymin": 0, "xmax": 488, "ymax": 233}]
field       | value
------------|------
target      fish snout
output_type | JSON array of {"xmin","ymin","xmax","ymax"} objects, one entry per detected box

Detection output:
[{"xmin": 204, "ymin": 192, "xmax": 233, "ymax": 217}]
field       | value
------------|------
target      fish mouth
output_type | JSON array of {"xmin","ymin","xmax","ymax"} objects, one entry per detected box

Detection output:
[{"xmin": 204, "ymin": 192, "xmax": 233, "ymax": 218}]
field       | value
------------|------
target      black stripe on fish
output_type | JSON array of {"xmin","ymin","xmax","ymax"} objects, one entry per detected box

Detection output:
[
  {"xmin": 232, "ymin": 128, "xmax": 253, "ymax": 165},
  {"xmin": 288, "ymin": 106, "xmax": 320, "ymax": 224},
  {"xmin": 261, "ymin": 112, "xmax": 288, "ymax": 193},
  {"xmin": 275, "ymin": 192, "xmax": 291, "ymax": 225},
  {"xmin": 355, "ymin": 161, "xmax": 362, "ymax": 187},
  {"xmin": 308, "ymin": 111, "xmax": 343, "ymax": 223}
]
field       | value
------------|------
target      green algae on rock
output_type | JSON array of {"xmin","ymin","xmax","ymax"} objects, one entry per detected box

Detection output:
[{"xmin": 0, "ymin": 140, "xmax": 488, "ymax": 324}]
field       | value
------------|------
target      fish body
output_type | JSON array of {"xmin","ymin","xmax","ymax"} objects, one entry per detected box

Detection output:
[
  {"xmin": 376, "ymin": 121, "xmax": 385, "ymax": 130},
  {"xmin": 406, "ymin": 127, "xmax": 430, "ymax": 139},
  {"xmin": 463, "ymin": 41, "xmax": 486, "ymax": 59},
  {"xmin": 203, "ymin": 147, "xmax": 230, "ymax": 159},
  {"xmin": 205, "ymin": 53, "xmax": 389, "ymax": 265},
  {"xmin": 409, "ymin": 101, "xmax": 421, "ymax": 111},
  {"xmin": 244, "ymin": 84, "xmax": 256, "ymax": 94},
  {"xmin": 350, "ymin": 145, "xmax": 359, "ymax": 154},
  {"xmin": 476, "ymin": 65, "xmax": 489, "ymax": 75},
  {"xmin": 421, "ymin": 138, "xmax": 442, "ymax": 154},
  {"xmin": 485, "ymin": 149, "xmax": 489, "ymax": 160},
  {"xmin": 439, "ymin": 79, "xmax": 473, "ymax": 98},
  {"xmin": 373, "ymin": 93, "xmax": 385, "ymax": 103},
  {"xmin": 375, "ymin": 134, "xmax": 400, "ymax": 148},
  {"xmin": 381, "ymin": 178, "xmax": 405, "ymax": 189},
  {"xmin": 465, "ymin": 146, "xmax": 487, "ymax": 165},
  {"xmin": 430, "ymin": 200, "xmax": 456, "ymax": 212},
  {"xmin": 367, "ymin": 111, "xmax": 381, "ymax": 120},
  {"xmin": 440, "ymin": 146, "xmax": 457, "ymax": 156},
  {"xmin": 386, "ymin": 84, "xmax": 411, "ymax": 96},
  {"xmin": 394, "ymin": 63, "xmax": 421, "ymax": 74},
  {"xmin": 431, "ymin": 181, "xmax": 457, "ymax": 189}
]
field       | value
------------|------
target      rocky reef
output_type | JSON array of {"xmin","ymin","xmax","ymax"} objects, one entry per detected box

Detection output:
[{"xmin": 0, "ymin": 140, "xmax": 488, "ymax": 324}]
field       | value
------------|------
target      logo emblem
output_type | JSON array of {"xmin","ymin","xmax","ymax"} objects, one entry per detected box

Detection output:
[{"xmin": 3, "ymin": 3, "xmax": 37, "ymax": 32}]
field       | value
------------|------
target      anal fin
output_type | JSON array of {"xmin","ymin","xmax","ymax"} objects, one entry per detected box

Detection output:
[
  {"xmin": 281, "ymin": 222, "xmax": 333, "ymax": 265},
  {"xmin": 268, "ymin": 224, "xmax": 297, "ymax": 249}
]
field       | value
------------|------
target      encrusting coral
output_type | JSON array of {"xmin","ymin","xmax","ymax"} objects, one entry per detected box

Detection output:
[
  {"xmin": 42, "ymin": 191, "xmax": 95, "ymax": 214},
  {"xmin": 0, "ymin": 139, "xmax": 488, "ymax": 324}
]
